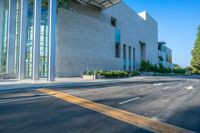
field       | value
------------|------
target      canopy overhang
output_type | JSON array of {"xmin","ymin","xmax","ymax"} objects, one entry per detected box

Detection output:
[{"xmin": 75, "ymin": 0, "xmax": 121, "ymax": 10}]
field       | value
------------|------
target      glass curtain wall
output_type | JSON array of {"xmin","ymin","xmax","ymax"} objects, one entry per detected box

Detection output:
[
  {"xmin": 39, "ymin": 3, "xmax": 49, "ymax": 78},
  {"xmin": 14, "ymin": 0, "xmax": 21, "ymax": 74},
  {"xmin": 26, "ymin": 1, "xmax": 34, "ymax": 78},
  {"xmin": 25, "ymin": 0, "xmax": 49, "ymax": 78},
  {"xmin": 1, "ymin": 0, "xmax": 70, "ymax": 79},
  {"xmin": 1, "ymin": 0, "xmax": 8, "ymax": 73}
]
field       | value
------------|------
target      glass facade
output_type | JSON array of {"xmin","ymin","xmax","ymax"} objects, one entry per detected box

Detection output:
[
  {"xmin": 14, "ymin": 0, "xmax": 21, "ymax": 74},
  {"xmin": 26, "ymin": 3, "xmax": 33, "ymax": 77},
  {"xmin": 0, "ymin": 0, "xmax": 57, "ymax": 81},
  {"xmin": 1, "ymin": 0, "xmax": 8, "ymax": 73},
  {"xmin": 25, "ymin": 1, "xmax": 49, "ymax": 78},
  {"xmin": 159, "ymin": 44, "xmax": 172, "ymax": 63}
]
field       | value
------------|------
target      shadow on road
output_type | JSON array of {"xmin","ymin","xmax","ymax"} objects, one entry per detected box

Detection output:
[{"xmin": 165, "ymin": 105, "xmax": 200, "ymax": 132}]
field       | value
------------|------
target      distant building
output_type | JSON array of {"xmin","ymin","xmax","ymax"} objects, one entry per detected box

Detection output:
[
  {"xmin": 158, "ymin": 42, "xmax": 173, "ymax": 69},
  {"xmin": 0, "ymin": 0, "xmax": 159, "ymax": 81}
]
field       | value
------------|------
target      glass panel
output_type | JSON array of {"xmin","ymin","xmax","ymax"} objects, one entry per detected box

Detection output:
[
  {"xmin": 25, "ymin": 0, "xmax": 49, "ymax": 78},
  {"xmin": 39, "ymin": 2, "xmax": 48, "ymax": 78},
  {"xmin": 25, "ymin": 1, "xmax": 34, "ymax": 78},
  {"xmin": 115, "ymin": 28, "xmax": 120, "ymax": 43},
  {"xmin": 14, "ymin": 0, "xmax": 21, "ymax": 74},
  {"xmin": 1, "ymin": 0, "xmax": 8, "ymax": 73}
]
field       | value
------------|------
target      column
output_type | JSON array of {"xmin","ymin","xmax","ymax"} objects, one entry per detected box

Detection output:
[
  {"xmin": 0, "ymin": 0, "xmax": 5, "ymax": 72},
  {"xmin": 48, "ymin": 0, "xmax": 57, "ymax": 81},
  {"xmin": 32, "ymin": 0, "xmax": 41, "ymax": 80},
  {"xmin": 18, "ymin": 0, "xmax": 28, "ymax": 80},
  {"xmin": 6, "ymin": 0, "xmax": 16, "ymax": 74}
]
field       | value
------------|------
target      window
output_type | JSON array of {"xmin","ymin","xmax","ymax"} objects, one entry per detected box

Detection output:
[
  {"xmin": 128, "ymin": 46, "xmax": 131, "ymax": 71},
  {"xmin": 115, "ymin": 43, "xmax": 120, "ymax": 58},
  {"xmin": 123, "ymin": 44, "xmax": 126, "ymax": 59},
  {"xmin": 140, "ymin": 41, "xmax": 146, "ymax": 61},
  {"xmin": 128, "ymin": 46, "xmax": 131, "ymax": 60},
  {"xmin": 123, "ymin": 44, "xmax": 126, "ymax": 70},
  {"xmin": 111, "ymin": 17, "xmax": 117, "ymax": 27},
  {"xmin": 158, "ymin": 44, "xmax": 162, "ymax": 50},
  {"xmin": 133, "ymin": 48, "xmax": 135, "ymax": 70}
]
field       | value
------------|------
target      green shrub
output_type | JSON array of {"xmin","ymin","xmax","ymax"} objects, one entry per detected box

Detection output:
[
  {"xmin": 97, "ymin": 71, "xmax": 130, "ymax": 78},
  {"xmin": 129, "ymin": 71, "xmax": 139, "ymax": 76},
  {"xmin": 83, "ymin": 70, "xmax": 139, "ymax": 78},
  {"xmin": 140, "ymin": 60, "xmax": 156, "ymax": 72},
  {"xmin": 140, "ymin": 61, "xmax": 173, "ymax": 74},
  {"xmin": 173, "ymin": 67, "xmax": 186, "ymax": 74}
]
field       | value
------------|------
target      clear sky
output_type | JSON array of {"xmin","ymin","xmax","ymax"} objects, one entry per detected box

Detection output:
[{"xmin": 123, "ymin": 0, "xmax": 200, "ymax": 67}]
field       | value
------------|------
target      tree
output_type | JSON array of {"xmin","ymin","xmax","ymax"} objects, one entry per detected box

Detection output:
[
  {"xmin": 173, "ymin": 64, "xmax": 181, "ymax": 68},
  {"xmin": 191, "ymin": 26, "xmax": 200, "ymax": 71}
]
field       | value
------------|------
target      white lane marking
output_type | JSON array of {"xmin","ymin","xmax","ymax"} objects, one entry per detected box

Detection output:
[
  {"xmin": 185, "ymin": 86, "xmax": 194, "ymax": 90},
  {"xmin": 0, "ymin": 95, "xmax": 50, "ymax": 104},
  {"xmin": 153, "ymin": 83, "xmax": 163, "ymax": 86},
  {"xmin": 163, "ymin": 87, "xmax": 170, "ymax": 90},
  {"xmin": 119, "ymin": 97, "xmax": 140, "ymax": 105},
  {"xmin": 69, "ymin": 88, "xmax": 107, "ymax": 94},
  {"xmin": 161, "ymin": 99, "xmax": 168, "ymax": 102}
]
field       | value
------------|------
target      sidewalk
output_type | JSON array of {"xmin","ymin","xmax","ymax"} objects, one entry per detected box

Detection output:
[{"xmin": 0, "ymin": 77, "xmax": 140, "ymax": 92}]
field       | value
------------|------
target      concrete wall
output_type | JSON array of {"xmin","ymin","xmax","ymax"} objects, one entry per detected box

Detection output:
[
  {"xmin": 56, "ymin": 2, "xmax": 158, "ymax": 77},
  {"xmin": 102, "ymin": 3, "xmax": 158, "ymax": 69},
  {"xmin": 56, "ymin": 8, "xmax": 122, "ymax": 77}
]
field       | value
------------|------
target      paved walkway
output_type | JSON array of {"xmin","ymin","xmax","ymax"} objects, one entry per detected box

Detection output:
[
  {"xmin": 0, "ymin": 77, "xmax": 142, "ymax": 92},
  {"xmin": 0, "ymin": 75, "xmax": 199, "ymax": 92}
]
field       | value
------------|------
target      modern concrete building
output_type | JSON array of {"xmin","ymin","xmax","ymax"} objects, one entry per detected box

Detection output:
[
  {"xmin": 158, "ymin": 42, "xmax": 173, "ymax": 69},
  {"xmin": 0, "ymin": 0, "xmax": 159, "ymax": 81}
]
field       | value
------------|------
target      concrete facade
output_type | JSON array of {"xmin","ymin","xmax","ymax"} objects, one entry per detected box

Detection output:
[{"xmin": 56, "ymin": 1, "xmax": 158, "ymax": 77}]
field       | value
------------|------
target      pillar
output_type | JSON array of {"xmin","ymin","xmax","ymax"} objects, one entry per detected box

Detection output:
[
  {"xmin": 32, "ymin": 0, "xmax": 42, "ymax": 80},
  {"xmin": 48, "ymin": 0, "xmax": 57, "ymax": 81},
  {"xmin": 18, "ymin": 0, "xmax": 28, "ymax": 80},
  {"xmin": 6, "ymin": 0, "xmax": 16, "ymax": 74}
]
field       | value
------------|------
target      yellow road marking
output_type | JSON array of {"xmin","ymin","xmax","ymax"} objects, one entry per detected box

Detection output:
[{"xmin": 38, "ymin": 88, "xmax": 194, "ymax": 133}]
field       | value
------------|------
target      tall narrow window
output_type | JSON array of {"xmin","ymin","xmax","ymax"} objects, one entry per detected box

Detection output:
[
  {"xmin": 123, "ymin": 44, "xmax": 126, "ymax": 70},
  {"xmin": 128, "ymin": 46, "xmax": 131, "ymax": 60},
  {"xmin": 123, "ymin": 44, "xmax": 126, "ymax": 59},
  {"xmin": 133, "ymin": 48, "xmax": 135, "ymax": 70},
  {"xmin": 140, "ymin": 41, "xmax": 146, "ymax": 61},
  {"xmin": 115, "ymin": 43, "xmax": 120, "ymax": 58},
  {"xmin": 111, "ymin": 17, "xmax": 117, "ymax": 27},
  {"xmin": 128, "ymin": 46, "xmax": 131, "ymax": 71}
]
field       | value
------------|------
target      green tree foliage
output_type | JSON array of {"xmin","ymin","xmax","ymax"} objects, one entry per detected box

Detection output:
[
  {"xmin": 191, "ymin": 26, "xmax": 200, "ymax": 71},
  {"xmin": 57, "ymin": 0, "xmax": 70, "ymax": 9},
  {"xmin": 173, "ymin": 64, "xmax": 181, "ymax": 68}
]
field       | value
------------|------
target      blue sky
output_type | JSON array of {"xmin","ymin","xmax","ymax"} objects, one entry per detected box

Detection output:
[{"xmin": 124, "ymin": 0, "xmax": 200, "ymax": 67}]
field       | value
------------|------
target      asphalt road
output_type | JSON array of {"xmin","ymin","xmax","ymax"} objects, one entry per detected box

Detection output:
[{"xmin": 0, "ymin": 76, "xmax": 200, "ymax": 133}]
